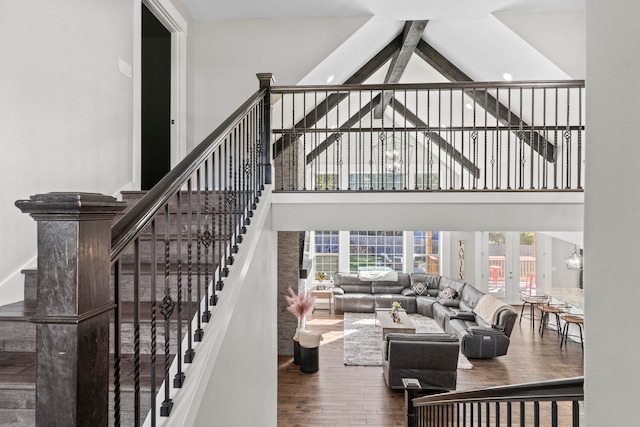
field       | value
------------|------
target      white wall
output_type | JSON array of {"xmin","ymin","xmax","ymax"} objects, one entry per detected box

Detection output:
[
  {"xmin": 585, "ymin": 0, "xmax": 640, "ymax": 424},
  {"xmin": 154, "ymin": 187, "xmax": 277, "ymax": 427},
  {"xmin": 0, "ymin": 0, "xmax": 136, "ymax": 304},
  {"xmin": 189, "ymin": 16, "xmax": 370, "ymax": 146}
]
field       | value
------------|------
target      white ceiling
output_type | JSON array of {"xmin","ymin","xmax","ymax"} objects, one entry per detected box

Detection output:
[{"xmin": 182, "ymin": 0, "xmax": 586, "ymax": 83}]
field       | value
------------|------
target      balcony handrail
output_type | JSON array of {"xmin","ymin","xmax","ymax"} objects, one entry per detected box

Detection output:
[
  {"xmin": 413, "ymin": 376, "xmax": 584, "ymax": 406},
  {"xmin": 111, "ymin": 87, "xmax": 267, "ymax": 262},
  {"xmin": 271, "ymin": 79, "xmax": 585, "ymax": 93},
  {"xmin": 407, "ymin": 377, "xmax": 584, "ymax": 426}
]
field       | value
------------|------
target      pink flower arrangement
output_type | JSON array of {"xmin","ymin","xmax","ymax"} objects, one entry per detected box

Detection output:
[{"xmin": 285, "ymin": 287, "xmax": 315, "ymax": 326}]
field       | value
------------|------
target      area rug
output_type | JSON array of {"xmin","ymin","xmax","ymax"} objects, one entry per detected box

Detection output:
[{"xmin": 343, "ymin": 312, "xmax": 473, "ymax": 369}]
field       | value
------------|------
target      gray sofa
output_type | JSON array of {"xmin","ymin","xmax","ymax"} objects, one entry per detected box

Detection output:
[{"xmin": 332, "ymin": 272, "xmax": 517, "ymax": 359}]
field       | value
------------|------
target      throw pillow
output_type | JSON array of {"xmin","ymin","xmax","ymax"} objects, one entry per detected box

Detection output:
[
  {"xmin": 437, "ymin": 286, "xmax": 459, "ymax": 307},
  {"xmin": 438, "ymin": 287, "xmax": 458, "ymax": 300},
  {"xmin": 412, "ymin": 281, "xmax": 428, "ymax": 296}
]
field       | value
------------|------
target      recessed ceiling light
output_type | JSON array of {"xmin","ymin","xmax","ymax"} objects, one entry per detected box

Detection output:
[
  {"xmin": 465, "ymin": 103, "xmax": 473, "ymax": 110},
  {"xmin": 326, "ymin": 75, "xmax": 335, "ymax": 83},
  {"xmin": 502, "ymin": 72, "xmax": 513, "ymax": 81}
]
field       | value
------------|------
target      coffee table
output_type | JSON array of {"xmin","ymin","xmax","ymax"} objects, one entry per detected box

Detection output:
[{"xmin": 375, "ymin": 309, "xmax": 416, "ymax": 339}]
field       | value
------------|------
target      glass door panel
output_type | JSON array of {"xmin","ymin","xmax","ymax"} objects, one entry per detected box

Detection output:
[{"xmin": 486, "ymin": 232, "xmax": 537, "ymax": 304}]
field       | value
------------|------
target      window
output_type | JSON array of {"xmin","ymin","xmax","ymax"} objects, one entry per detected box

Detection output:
[
  {"xmin": 348, "ymin": 173, "xmax": 403, "ymax": 191},
  {"xmin": 314, "ymin": 174, "xmax": 337, "ymax": 190},
  {"xmin": 415, "ymin": 173, "xmax": 440, "ymax": 190},
  {"xmin": 314, "ymin": 230, "xmax": 339, "ymax": 280},
  {"xmin": 413, "ymin": 231, "xmax": 439, "ymax": 274},
  {"xmin": 349, "ymin": 231, "xmax": 404, "ymax": 272}
]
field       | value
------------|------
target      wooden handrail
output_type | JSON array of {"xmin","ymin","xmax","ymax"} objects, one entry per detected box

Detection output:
[
  {"xmin": 413, "ymin": 376, "xmax": 584, "ymax": 406},
  {"xmin": 111, "ymin": 88, "xmax": 267, "ymax": 262}
]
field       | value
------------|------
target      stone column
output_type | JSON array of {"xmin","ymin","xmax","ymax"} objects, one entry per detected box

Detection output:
[{"xmin": 16, "ymin": 192, "xmax": 126, "ymax": 427}]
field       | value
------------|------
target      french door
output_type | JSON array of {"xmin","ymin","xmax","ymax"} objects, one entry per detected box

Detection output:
[{"xmin": 485, "ymin": 232, "xmax": 537, "ymax": 304}]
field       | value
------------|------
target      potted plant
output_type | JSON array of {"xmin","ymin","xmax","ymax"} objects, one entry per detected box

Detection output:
[
  {"xmin": 391, "ymin": 301, "xmax": 402, "ymax": 323},
  {"xmin": 285, "ymin": 287, "xmax": 316, "ymax": 332},
  {"xmin": 316, "ymin": 271, "xmax": 327, "ymax": 289},
  {"xmin": 285, "ymin": 287, "xmax": 316, "ymax": 365}
]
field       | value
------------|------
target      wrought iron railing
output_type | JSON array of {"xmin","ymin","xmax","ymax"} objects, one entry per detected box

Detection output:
[
  {"xmin": 406, "ymin": 377, "xmax": 584, "ymax": 427},
  {"xmin": 108, "ymin": 75, "xmax": 272, "ymax": 425},
  {"xmin": 271, "ymin": 81, "xmax": 584, "ymax": 192}
]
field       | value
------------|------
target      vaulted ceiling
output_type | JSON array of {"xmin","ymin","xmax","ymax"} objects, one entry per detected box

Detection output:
[{"xmin": 182, "ymin": 0, "xmax": 586, "ymax": 84}]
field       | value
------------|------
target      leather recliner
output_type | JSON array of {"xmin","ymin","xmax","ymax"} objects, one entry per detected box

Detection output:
[{"xmin": 382, "ymin": 332, "xmax": 460, "ymax": 390}]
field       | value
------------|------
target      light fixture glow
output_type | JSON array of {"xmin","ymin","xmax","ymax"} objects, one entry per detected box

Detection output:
[
  {"xmin": 465, "ymin": 103, "xmax": 473, "ymax": 110},
  {"xmin": 565, "ymin": 245, "xmax": 583, "ymax": 271},
  {"xmin": 326, "ymin": 75, "xmax": 335, "ymax": 83},
  {"xmin": 502, "ymin": 72, "xmax": 514, "ymax": 81}
]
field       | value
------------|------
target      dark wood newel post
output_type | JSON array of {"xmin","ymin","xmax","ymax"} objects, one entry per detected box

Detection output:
[
  {"xmin": 15, "ymin": 192, "xmax": 126, "ymax": 427},
  {"xmin": 257, "ymin": 72, "xmax": 274, "ymax": 186}
]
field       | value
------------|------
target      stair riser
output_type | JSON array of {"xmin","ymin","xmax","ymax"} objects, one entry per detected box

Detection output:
[
  {"xmin": 113, "ymin": 323, "xmax": 191, "ymax": 355},
  {"xmin": 113, "ymin": 273, "xmax": 218, "ymax": 303},
  {"xmin": 118, "ymin": 241, "xmax": 225, "ymax": 265},
  {"xmin": 0, "ymin": 322, "xmax": 36, "ymax": 352}
]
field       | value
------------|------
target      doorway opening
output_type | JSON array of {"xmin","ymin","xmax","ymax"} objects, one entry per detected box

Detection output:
[{"xmin": 141, "ymin": 4, "xmax": 171, "ymax": 190}]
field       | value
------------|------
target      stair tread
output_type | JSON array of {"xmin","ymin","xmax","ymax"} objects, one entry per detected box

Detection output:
[
  {"xmin": 0, "ymin": 351, "xmax": 171, "ymax": 389},
  {"xmin": 0, "ymin": 302, "xmax": 36, "ymax": 321}
]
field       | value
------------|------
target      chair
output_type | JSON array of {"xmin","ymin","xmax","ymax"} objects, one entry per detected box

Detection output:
[
  {"xmin": 560, "ymin": 314, "xmax": 584, "ymax": 350},
  {"xmin": 537, "ymin": 303, "xmax": 562, "ymax": 337},
  {"xmin": 519, "ymin": 292, "xmax": 547, "ymax": 329},
  {"xmin": 382, "ymin": 333, "xmax": 459, "ymax": 390}
]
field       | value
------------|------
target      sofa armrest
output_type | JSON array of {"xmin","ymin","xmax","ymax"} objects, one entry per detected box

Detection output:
[
  {"xmin": 332, "ymin": 287, "xmax": 345, "ymax": 295},
  {"xmin": 467, "ymin": 326, "xmax": 504, "ymax": 336},
  {"xmin": 401, "ymin": 288, "xmax": 415, "ymax": 296},
  {"xmin": 450, "ymin": 311, "xmax": 476, "ymax": 321}
]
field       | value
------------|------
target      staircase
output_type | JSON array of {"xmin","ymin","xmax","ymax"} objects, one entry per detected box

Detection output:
[{"xmin": 0, "ymin": 189, "xmax": 236, "ymax": 426}]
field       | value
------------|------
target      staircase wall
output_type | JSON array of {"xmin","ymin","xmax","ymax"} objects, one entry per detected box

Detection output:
[{"xmin": 151, "ymin": 186, "xmax": 277, "ymax": 427}]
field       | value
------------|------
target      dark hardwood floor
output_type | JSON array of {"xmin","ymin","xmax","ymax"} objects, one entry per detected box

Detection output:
[{"xmin": 278, "ymin": 307, "xmax": 584, "ymax": 426}]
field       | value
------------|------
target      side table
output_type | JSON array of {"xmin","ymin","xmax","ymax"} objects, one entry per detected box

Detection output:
[{"xmin": 311, "ymin": 289, "xmax": 333, "ymax": 313}]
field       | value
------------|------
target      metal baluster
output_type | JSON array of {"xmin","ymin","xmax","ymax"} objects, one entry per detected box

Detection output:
[
  {"xmin": 506, "ymin": 401, "xmax": 512, "ymax": 427},
  {"xmin": 572, "ymin": 400, "xmax": 580, "ymax": 427},
  {"xmin": 303, "ymin": 93, "xmax": 307, "ymax": 190},
  {"xmin": 543, "ymin": 88, "xmax": 548, "ymax": 189},
  {"xmin": 173, "ymin": 193, "xmax": 185, "ymax": 388},
  {"xmin": 577, "ymin": 86, "xmax": 583, "ymax": 189},
  {"xmin": 202, "ymin": 160, "xmax": 212, "ymax": 318},
  {"xmin": 449, "ymin": 88, "xmax": 454, "ymax": 189},
  {"xmin": 565, "ymin": 89, "xmax": 572, "ymax": 189},
  {"xmin": 194, "ymin": 168, "xmax": 205, "ymax": 339},
  {"xmin": 506, "ymin": 87, "xmax": 512, "ymax": 189},
  {"xmin": 160, "ymin": 204, "xmax": 175, "ymax": 417},
  {"xmin": 460, "ymin": 88, "xmax": 465, "ymax": 190},
  {"xmin": 483, "ymin": 89, "xmax": 488, "ymax": 190},
  {"xmin": 520, "ymin": 401, "xmax": 525, "ymax": 427},
  {"xmin": 149, "ymin": 220, "xmax": 157, "ymax": 426},
  {"xmin": 553, "ymin": 87, "xmax": 559, "ymax": 189},
  {"xmin": 552, "ymin": 400, "xmax": 558, "ymax": 427},
  {"xmin": 133, "ymin": 238, "xmax": 141, "ymax": 426},
  {"xmin": 534, "ymin": 401, "xmax": 540, "ymax": 427},
  {"xmin": 530, "ymin": 88, "xmax": 535, "ymax": 189},
  {"xmin": 185, "ymin": 181, "xmax": 196, "ymax": 362},
  {"xmin": 113, "ymin": 260, "xmax": 122, "ymax": 427},
  {"xmin": 495, "ymin": 402, "xmax": 500, "ymax": 427}
]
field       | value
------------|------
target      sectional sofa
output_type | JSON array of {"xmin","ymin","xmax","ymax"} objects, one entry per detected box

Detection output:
[{"xmin": 331, "ymin": 272, "xmax": 517, "ymax": 358}]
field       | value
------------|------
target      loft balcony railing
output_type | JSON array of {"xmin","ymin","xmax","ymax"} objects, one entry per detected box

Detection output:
[
  {"xmin": 270, "ymin": 81, "xmax": 585, "ymax": 192},
  {"xmin": 405, "ymin": 376, "xmax": 584, "ymax": 427}
]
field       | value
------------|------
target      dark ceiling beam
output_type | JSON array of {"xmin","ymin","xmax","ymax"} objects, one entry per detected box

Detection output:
[
  {"xmin": 414, "ymin": 39, "xmax": 556, "ymax": 163},
  {"xmin": 390, "ymin": 97, "xmax": 481, "ymax": 178},
  {"xmin": 373, "ymin": 20, "xmax": 428, "ymax": 119},
  {"xmin": 272, "ymin": 34, "xmax": 403, "ymax": 158},
  {"xmin": 305, "ymin": 94, "xmax": 382, "ymax": 164}
]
